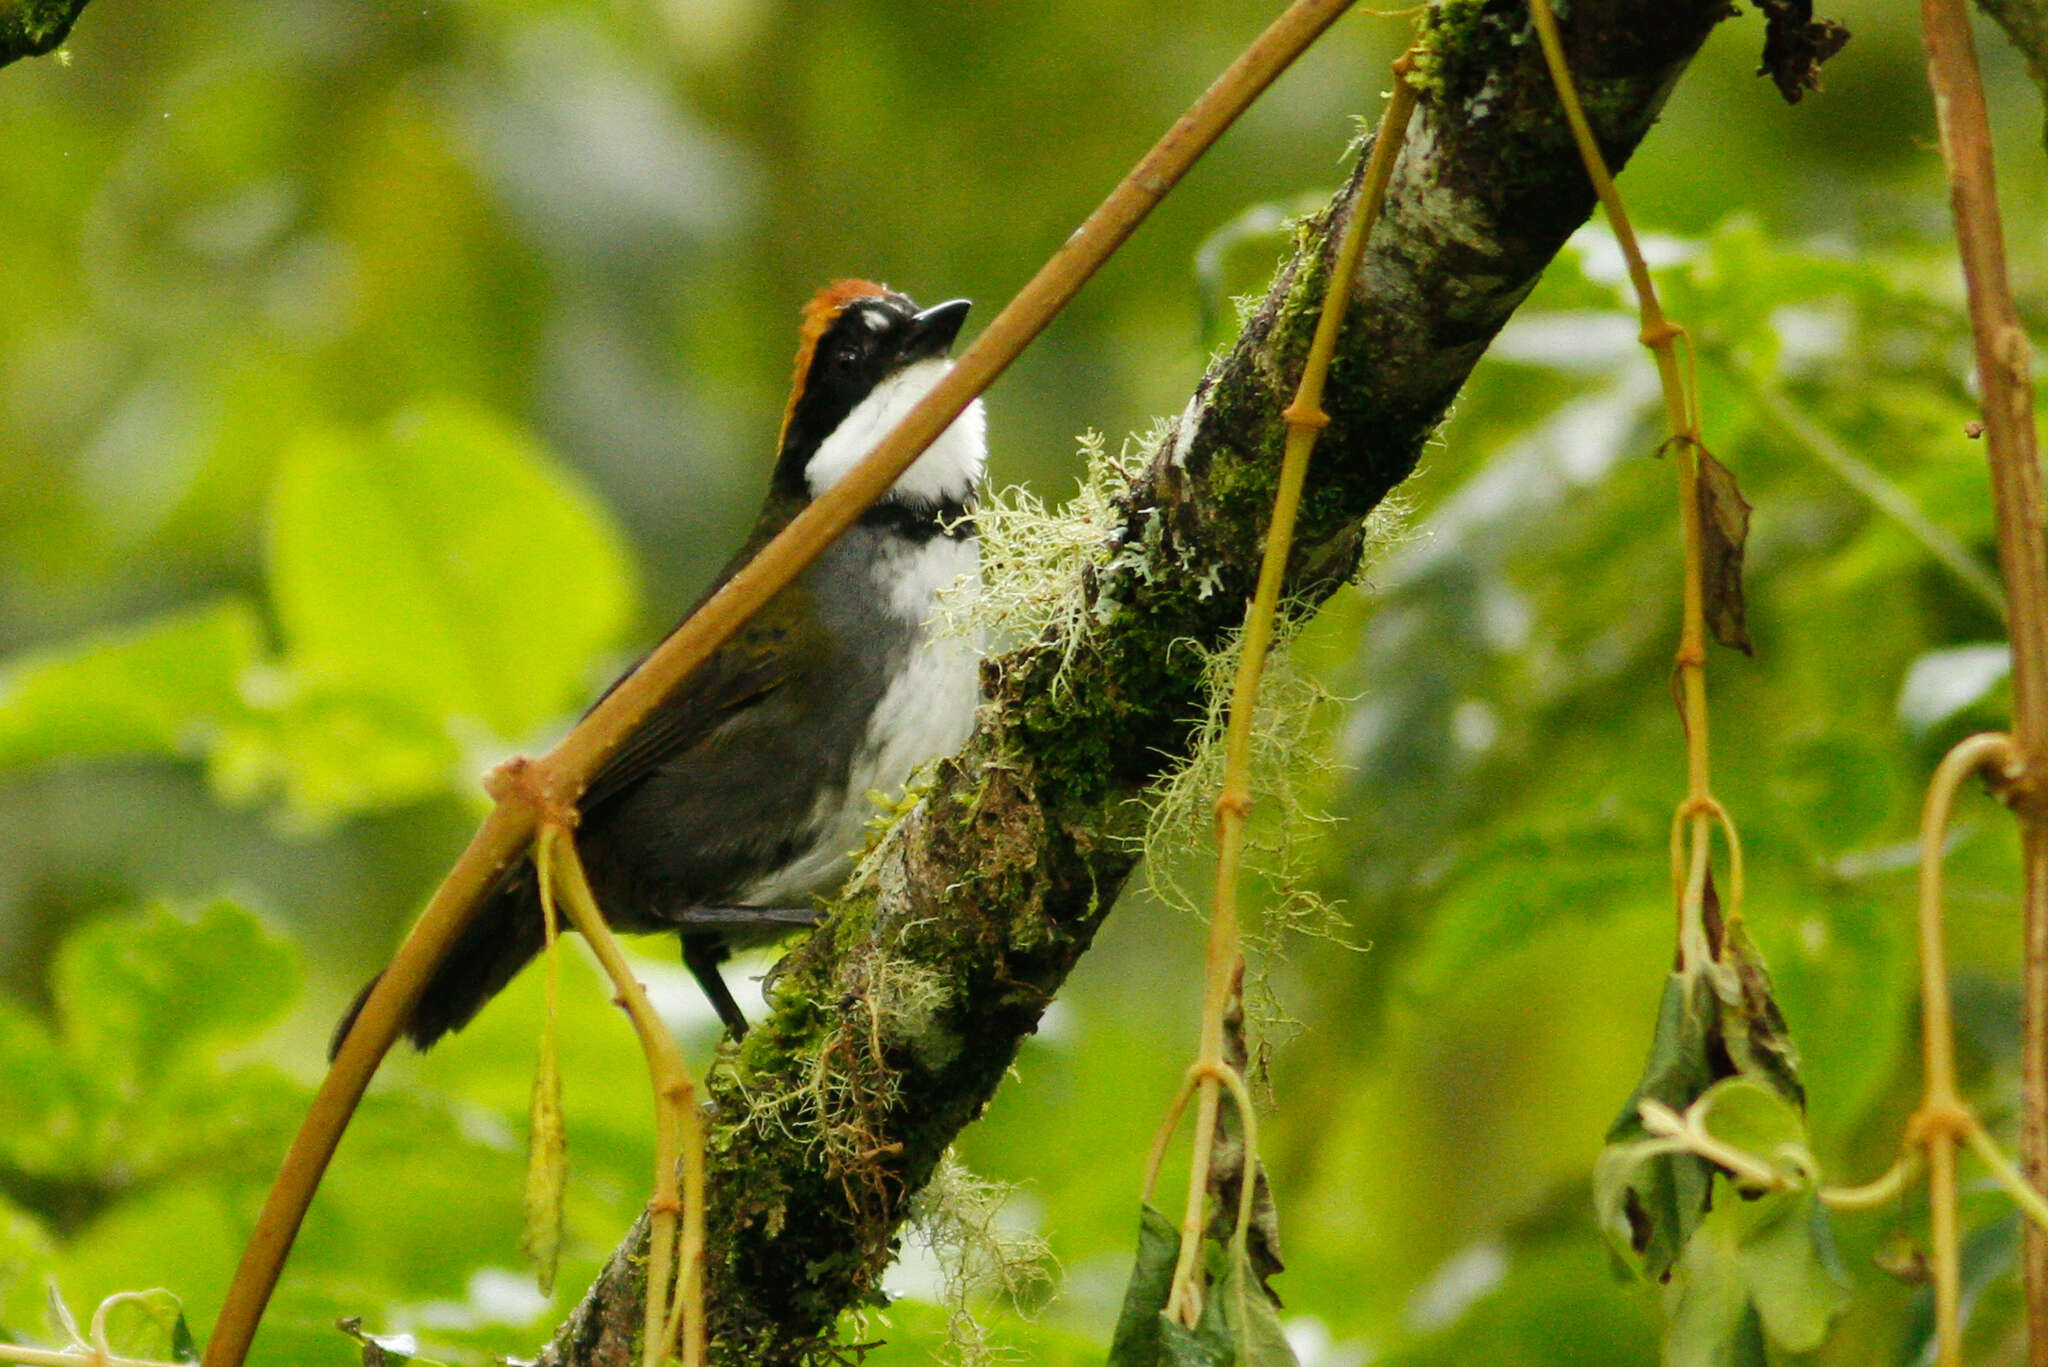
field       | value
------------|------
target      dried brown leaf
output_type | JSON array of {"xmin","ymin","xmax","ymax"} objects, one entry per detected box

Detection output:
[
  {"xmin": 1752, "ymin": 0, "xmax": 1851, "ymax": 102},
  {"xmin": 1696, "ymin": 445, "xmax": 1754, "ymax": 656}
]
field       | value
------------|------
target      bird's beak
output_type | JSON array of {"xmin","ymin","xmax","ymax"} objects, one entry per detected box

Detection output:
[{"xmin": 904, "ymin": 298, "xmax": 972, "ymax": 361}]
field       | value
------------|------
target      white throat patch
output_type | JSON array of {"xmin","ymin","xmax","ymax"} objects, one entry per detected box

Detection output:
[{"xmin": 804, "ymin": 358, "xmax": 987, "ymax": 505}]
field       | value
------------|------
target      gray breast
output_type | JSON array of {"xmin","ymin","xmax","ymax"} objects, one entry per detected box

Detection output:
[{"xmin": 732, "ymin": 526, "xmax": 981, "ymax": 907}]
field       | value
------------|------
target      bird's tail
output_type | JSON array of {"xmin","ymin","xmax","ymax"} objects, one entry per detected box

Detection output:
[{"xmin": 328, "ymin": 867, "xmax": 546, "ymax": 1060}]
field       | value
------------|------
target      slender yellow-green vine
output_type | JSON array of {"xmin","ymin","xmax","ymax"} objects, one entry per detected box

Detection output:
[
  {"xmin": 524, "ymin": 832, "xmax": 567, "ymax": 1297},
  {"xmin": 1528, "ymin": 0, "xmax": 1735, "ymax": 959},
  {"xmin": 1916, "ymin": 0, "xmax": 2048, "ymax": 1354},
  {"xmin": 1528, "ymin": 10, "xmax": 2048, "ymax": 1365},
  {"xmin": 0, "ymin": 1348, "xmax": 181, "ymax": 1367},
  {"xmin": 539, "ymin": 826, "xmax": 706, "ymax": 1367},
  {"xmin": 1154, "ymin": 47, "xmax": 1420, "ymax": 1329}
]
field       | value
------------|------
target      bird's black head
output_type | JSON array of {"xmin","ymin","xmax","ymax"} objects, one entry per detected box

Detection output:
[{"xmin": 772, "ymin": 281, "xmax": 972, "ymax": 497}]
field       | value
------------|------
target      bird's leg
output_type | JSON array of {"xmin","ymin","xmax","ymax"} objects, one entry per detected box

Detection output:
[{"xmin": 682, "ymin": 934, "xmax": 751, "ymax": 1038}]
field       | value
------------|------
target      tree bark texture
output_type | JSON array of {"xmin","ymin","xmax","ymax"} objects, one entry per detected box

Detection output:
[
  {"xmin": 540, "ymin": 2, "xmax": 1736, "ymax": 1362},
  {"xmin": 0, "ymin": 0, "xmax": 90, "ymax": 65}
]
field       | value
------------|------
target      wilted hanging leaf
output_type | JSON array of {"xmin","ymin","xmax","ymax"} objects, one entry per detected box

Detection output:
[
  {"xmin": 1107, "ymin": 1206, "xmax": 1299, "ymax": 1367},
  {"xmin": 1694, "ymin": 445, "xmax": 1753, "ymax": 656},
  {"xmin": 523, "ymin": 1032, "xmax": 566, "ymax": 1296},
  {"xmin": 1108, "ymin": 1207, "xmax": 1183, "ymax": 1367},
  {"xmin": 1712, "ymin": 918, "xmax": 1803, "ymax": 1106},
  {"xmin": 1596, "ymin": 876, "xmax": 1845, "ymax": 1357},
  {"xmin": 1595, "ymin": 970, "xmax": 1719, "ymax": 1281},
  {"xmin": 1156, "ymin": 1296, "xmax": 1236, "ymax": 1367},
  {"xmin": 1750, "ymin": 0, "xmax": 1851, "ymax": 102},
  {"xmin": 1204, "ymin": 965, "xmax": 1284, "ymax": 1301},
  {"xmin": 1214, "ymin": 1248, "xmax": 1299, "ymax": 1367},
  {"xmin": 1597, "ymin": 877, "xmax": 1804, "ymax": 1280}
]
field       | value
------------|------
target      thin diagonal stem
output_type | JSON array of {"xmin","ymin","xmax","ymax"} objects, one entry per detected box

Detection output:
[{"xmin": 1722, "ymin": 364, "xmax": 2006, "ymax": 619}]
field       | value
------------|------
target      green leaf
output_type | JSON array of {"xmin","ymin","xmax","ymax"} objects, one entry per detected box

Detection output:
[
  {"xmin": 208, "ymin": 686, "xmax": 460, "ymax": 829},
  {"xmin": 267, "ymin": 400, "xmax": 635, "ymax": 744},
  {"xmin": 1652, "ymin": 1085, "xmax": 1846, "ymax": 1347},
  {"xmin": 1109, "ymin": 1206, "xmax": 1183, "ymax": 1367},
  {"xmin": 1596, "ymin": 973, "xmax": 1717, "ymax": 1280},
  {"xmin": 95, "ymin": 1289, "xmax": 199, "ymax": 1362},
  {"xmin": 0, "ymin": 600, "xmax": 263, "ymax": 770},
  {"xmin": 1662, "ymin": 1177, "xmax": 1846, "ymax": 1365},
  {"xmin": 1690, "ymin": 1078, "xmax": 1812, "ymax": 1188},
  {"xmin": 1732, "ymin": 1186, "xmax": 1846, "ymax": 1351},
  {"xmin": 54, "ymin": 899, "xmax": 299, "ymax": 1077},
  {"xmin": 1662, "ymin": 1199, "xmax": 1766, "ymax": 1367},
  {"xmin": 1216, "ymin": 1247, "xmax": 1299, "ymax": 1367}
]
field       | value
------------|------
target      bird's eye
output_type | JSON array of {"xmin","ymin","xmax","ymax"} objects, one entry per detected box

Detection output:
[{"xmin": 832, "ymin": 345, "xmax": 861, "ymax": 368}]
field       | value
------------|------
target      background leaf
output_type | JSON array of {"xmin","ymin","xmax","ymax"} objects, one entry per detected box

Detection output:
[
  {"xmin": 0, "ymin": 602, "xmax": 262, "ymax": 770},
  {"xmin": 267, "ymin": 401, "xmax": 635, "ymax": 745}
]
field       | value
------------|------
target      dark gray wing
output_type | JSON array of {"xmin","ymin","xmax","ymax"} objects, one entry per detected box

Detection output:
[
  {"xmin": 577, "ymin": 623, "xmax": 793, "ymax": 814},
  {"xmin": 576, "ymin": 495, "xmax": 810, "ymax": 815}
]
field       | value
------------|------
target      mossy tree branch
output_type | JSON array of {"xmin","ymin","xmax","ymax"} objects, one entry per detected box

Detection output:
[
  {"xmin": 0, "ymin": 0, "xmax": 89, "ymax": 66},
  {"xmin": 541, "ymin": 2, "xmax": 1736, "ymax": 1362}
]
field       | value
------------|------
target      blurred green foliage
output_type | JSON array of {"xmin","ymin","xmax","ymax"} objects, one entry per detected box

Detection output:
[{"xmin": 3, "ymin": 1, "xmax": 2048, "ymax": 1364}]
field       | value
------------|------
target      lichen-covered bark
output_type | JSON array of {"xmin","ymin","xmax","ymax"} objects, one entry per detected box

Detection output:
[
  {"xmin": 540, "ymin": 2, "xmax": 1731, "ymax": 1362},
  {"xmin": 0, "ymin": 0, "xmax": 90, "ymax": 65}
]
